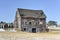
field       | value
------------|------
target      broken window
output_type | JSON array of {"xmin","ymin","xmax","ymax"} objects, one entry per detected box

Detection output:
[
  {"xmin": 23, "ymin": 28, "xmax": 26, "ymax": 31},
  {"xmin": 23, "ymin": 19, "xmax": 28, "ymax": 25},
  {"xmin": 39, "ymin": 22, "xmax": 43, "ymax": 24},
  {"xmin": 29, "ymin": 22, "xmax": 31, "ymax": 25},
  {"xmin": 25, "ymin": 22, "xmax": 27, "ymax": 24}
]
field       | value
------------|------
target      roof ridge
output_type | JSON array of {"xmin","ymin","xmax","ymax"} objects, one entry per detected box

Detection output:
[{"xmin": 17, "ymin": 8, "xmax": 43, "ymax": 11}]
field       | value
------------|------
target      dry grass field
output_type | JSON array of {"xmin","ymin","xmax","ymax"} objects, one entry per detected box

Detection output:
[{"xmin": 0, "ymin": 31, "xmax": 60, "ymax": 40}]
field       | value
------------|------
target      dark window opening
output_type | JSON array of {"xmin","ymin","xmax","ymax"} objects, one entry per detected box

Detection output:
[
  {"xmin": 25, "ymin": 22, "xmax": 27, "ymax": 25},
  {"xmin": 29, "ymin": 22, "xmax": 31, "ymax": 25},
  {"xmin": 32, "ymin": 28, "xmax": 36, "ymax": 33},
  {"xmin": 23, "ymin": 28, "xmax": 26, "ymax": 31}
]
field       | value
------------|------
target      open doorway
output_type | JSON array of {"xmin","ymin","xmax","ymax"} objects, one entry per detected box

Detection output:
[{"xmin": 32, "ymin": 28, "xmax": 36, "ymax": 33}]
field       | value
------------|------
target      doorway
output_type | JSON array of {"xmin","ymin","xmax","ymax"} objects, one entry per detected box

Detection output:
[{"xmin": 32, "ymin": 28, "xmax": 36, "ymax": 33}]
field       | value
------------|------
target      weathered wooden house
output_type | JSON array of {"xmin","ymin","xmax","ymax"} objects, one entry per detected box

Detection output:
[{"xmin": 14, "ymin": 8, "xmax": 46, "ymax": 33}]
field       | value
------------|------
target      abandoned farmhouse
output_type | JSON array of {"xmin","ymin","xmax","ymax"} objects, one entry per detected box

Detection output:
[
  {"xmin": 14, "ymin": 8, "xmax": 47, "ymax": 33},
  {"xmin": 1, "ymin": 8, "xmax": 60, "ymax": 32}
]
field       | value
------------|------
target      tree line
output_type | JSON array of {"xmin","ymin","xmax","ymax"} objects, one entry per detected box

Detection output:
[{"xmin": 47, "ymin": 21, "xmax": 57, "ymax": 26}]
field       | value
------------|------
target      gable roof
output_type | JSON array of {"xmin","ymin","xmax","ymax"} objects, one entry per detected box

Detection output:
[{"xmin": 17, "ymin": 8, "xmax": 46, "ymax": 18}]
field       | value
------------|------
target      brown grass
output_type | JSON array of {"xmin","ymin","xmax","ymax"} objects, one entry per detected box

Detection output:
[{"xmin": 0, "ymin": 31, "xmax": 60, "ymax": 40}]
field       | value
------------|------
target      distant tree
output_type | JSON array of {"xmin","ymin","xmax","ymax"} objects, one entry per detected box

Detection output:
[
  {"xmin": 8, "ymin": 25, "xmax": 13, "ymax": 28},
  {"xmin": 4, "ymin": 24, "xmax": 8, "ymax": 29},
  {"xmin": 11, "ymin": 25, "xmax": 14, "ymax": 28},
  {"xmin": 0, "ymin": 21, "xmax": 3, "ymax": 23},
  {"xmin": 48, "ymin": 21, "xmax": 57, "ymax": 26},
  {"xmin": 8, "ymin": 23, "xmax": 14, "ymax": 28},
  {"xmin": 10, "ymin": 23, "xmax": 14, "ymax": 28}
]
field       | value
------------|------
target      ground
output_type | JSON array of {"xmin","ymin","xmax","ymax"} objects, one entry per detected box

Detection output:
[{"xmin": 0, "ymin": 31, "xmax": 60, "ymax": 40}]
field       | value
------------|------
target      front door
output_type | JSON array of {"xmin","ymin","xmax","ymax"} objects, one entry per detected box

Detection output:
[{"xmin": 32, "ymin": 28, "xmax": 36, "ymax": 33}]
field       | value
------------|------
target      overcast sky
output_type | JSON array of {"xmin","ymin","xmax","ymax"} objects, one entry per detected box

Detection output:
[{"xmin": 0, "ymin": 0, "xmax": 60, "ymax": 24}]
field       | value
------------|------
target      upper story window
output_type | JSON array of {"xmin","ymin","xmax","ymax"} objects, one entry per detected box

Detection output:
[
  {"xmin": 29, "ymin": 22, "xmax": 31, "ymax": 25},
  {"xmin": 38, "ymin": 20, "xmax": 43, "ymax": 25},
  {"xmin": 25, "ymin": 22, "xmax": 28, "ymax": 25},
  {"xmin": 39, "ymin": 22, "xmax": 43, "ymax": 24},
  {"xmin": 22, "ymin": 19, "xmax": 27, "ymax": 25}
]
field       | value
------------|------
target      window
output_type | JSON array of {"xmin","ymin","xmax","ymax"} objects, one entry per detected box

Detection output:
[
  {"xmin": 23, "ymin": 28, "xmax": 26, "ymax": 31},
  {"xmin": 32, "ymin": 28, "xmax": 36, "ymax": 33},
  {"xmin": 39, "ymin": 22, "xmax": 43, "ymax": 24},
  {"xmin": 25, "ymin": 22, "xmax": 27, "ymax": 24},
  {"xmin": 29, "ymin": 22, "xmax": 31, "ymax": 25},
  {"xmin": 23, "ymin": 19, "xmax": 28, "ymax": 25}
]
